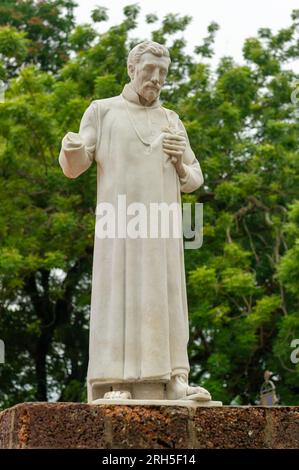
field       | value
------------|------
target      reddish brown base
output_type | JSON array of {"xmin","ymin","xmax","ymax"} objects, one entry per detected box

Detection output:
[{"xmin": 0, "ymin": 403, "xmax": 298, "ymax": 449}]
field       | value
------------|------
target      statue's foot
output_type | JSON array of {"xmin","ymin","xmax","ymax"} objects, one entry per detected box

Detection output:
[
  {"xmin": 166, "ymin": 374, "xmax": 211, "ymax": 401},
  {"xmin": 183, "ymin": 386, "xmax": 211, "ymax": 401},
  {"xmin": 103, "ymin": 390, "xmax": 132, "ymax": 399}
]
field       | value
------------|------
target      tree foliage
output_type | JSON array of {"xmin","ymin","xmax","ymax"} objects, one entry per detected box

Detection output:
[
  {"xmin": 0, "ymin": 2, "xmax": 298, "ymax": 407},
  {"xmin": 0, "ymin": 0, "xmax": 77, "ymax": 75}
]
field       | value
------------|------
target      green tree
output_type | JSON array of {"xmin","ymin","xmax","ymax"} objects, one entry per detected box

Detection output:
[
  {"xmin": 0, "ymin": 0, "xmax": 77, "ymax": 74},
  {"xmin": 182, "ymin": 11, "xmax": 299, "ymax": 403},
  {"xmin": 0, "ymin": 3, "xmax": 298, "ymax": 407}
]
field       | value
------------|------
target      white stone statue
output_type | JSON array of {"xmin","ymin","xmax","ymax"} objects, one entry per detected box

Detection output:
[{"xmin": 59, "ymin": 41, "xmax": 215, "ymax": 405}]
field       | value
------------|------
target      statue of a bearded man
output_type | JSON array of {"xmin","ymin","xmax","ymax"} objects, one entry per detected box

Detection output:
[{"xmin": 59, "ymin": 41, "xmax": 212, "ymax": 404}]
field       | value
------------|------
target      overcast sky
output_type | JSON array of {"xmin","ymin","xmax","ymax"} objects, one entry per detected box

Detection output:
[{"xmin": 75, "ymin": 0, "xmax": 299, "ymax": 68}]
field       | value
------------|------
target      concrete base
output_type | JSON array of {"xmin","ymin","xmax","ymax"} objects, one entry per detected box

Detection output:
[
  {"xmin": 90, "ymin": 382, "xmax": 213, "ymax": 402},
  {"xmin": 92, "ymin": 398, "xmax": 223, "ymax": 407}
]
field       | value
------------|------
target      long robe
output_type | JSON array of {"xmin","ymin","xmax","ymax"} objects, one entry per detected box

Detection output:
[{"xmin": 59, "ymin": 83, "xmax": 204, "ymax": 401}]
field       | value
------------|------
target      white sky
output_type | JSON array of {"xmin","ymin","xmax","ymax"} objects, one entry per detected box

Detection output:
[{"xmin": 75, "ymin": 0, "xmax": 299, "ymax": 68}]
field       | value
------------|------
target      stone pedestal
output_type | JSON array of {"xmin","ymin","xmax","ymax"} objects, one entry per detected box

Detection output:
[
  {"xmin": 0, "ymin": 403, "xmax": 298, "ymax": 449},
  {"xmin": 92, "ymin": 398, "xmax": 222, "ymax": 407}
]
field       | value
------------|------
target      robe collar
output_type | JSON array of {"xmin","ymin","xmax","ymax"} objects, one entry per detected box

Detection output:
[{"xmin": 121, "ymin": 82, "xmax": 161, "ymax": 109}]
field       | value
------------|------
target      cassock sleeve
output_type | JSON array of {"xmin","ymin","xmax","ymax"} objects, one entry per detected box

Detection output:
[
  {"xmin": 59, "ymin": 101, "xmax": 97, "ymax": 179},
  {"xmin": 176, "ymin": 119, "xmax": 204, "ymax": 193}
]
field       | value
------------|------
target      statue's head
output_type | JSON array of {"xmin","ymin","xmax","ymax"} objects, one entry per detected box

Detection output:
[{"xmin": 127, "ymin": 41, "xmax": 171, "ymax": 105}]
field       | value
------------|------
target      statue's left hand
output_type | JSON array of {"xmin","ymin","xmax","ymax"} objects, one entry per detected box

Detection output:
[{"xmin": 162, "ymin": 132, "xmax": 187, "ymax": 178}]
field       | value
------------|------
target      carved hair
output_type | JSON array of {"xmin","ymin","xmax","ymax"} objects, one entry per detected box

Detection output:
[{"xmin": 127, "ymin": 41, "xmax": 170, "ymax": 77}]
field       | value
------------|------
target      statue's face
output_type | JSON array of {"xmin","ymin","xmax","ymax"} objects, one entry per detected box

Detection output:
[{"xmin": 130, "ymin": 52, "xmax": 170, "ymax": 104}]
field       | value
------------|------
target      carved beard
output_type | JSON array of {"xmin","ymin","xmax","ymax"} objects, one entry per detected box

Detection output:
[
  {"xmin": 141, "ymin": 85, "xmax": 160, "ymax": 103},
  {"xmin": 132, "ymin": 81, "xmax": 161, "ymax": 105}
]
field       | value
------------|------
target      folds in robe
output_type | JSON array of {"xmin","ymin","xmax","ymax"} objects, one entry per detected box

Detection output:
[{"xmin": 59, "ymin": 83, "xmax": 204, "ymax": 401}]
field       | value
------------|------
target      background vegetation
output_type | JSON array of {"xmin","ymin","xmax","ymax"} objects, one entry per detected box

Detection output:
[{"xmin": 0, "ymin": 1, "xmax": 299, "ymax": 406}]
